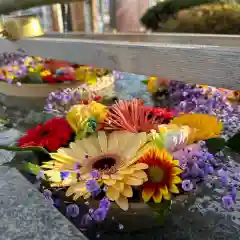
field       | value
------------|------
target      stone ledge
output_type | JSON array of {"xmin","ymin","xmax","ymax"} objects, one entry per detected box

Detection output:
[{"xmin": 0, "ymin": 166, "xmax": 88, "ymax": 240}]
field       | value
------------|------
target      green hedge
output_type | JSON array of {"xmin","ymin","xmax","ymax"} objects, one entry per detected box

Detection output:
[{"xmin": 141, "ymin": 3, "xmax": 240, "ymax": 34}]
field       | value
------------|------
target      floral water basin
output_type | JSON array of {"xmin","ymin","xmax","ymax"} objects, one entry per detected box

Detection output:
[{"xmin": 1, "ymin": 72, "xmax": 240, "ymax": 240}]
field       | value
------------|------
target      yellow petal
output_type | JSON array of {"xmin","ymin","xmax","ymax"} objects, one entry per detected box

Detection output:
[
  {"xmin": 124, "ymin": 176, "xmax": 143, "ymax": 186},
  {"xmin": 132, "ymin": 170, "xmax": 148, "ymax": 179},
  {"xmin": 169, "ymin": 184, "xmax": 179, "ymax": 194},
  {"xmin": 115, "ymin": 195, "xmax": 129, "ymax": 211},
  {"xmin": 122, "ymin": 185, "xmax": 133, "ymax": 197},
  {"xmin": 66, "ymin": 182, "xmax": 85, "ymax": 196},
  {"xmin": 172, "ymin": 160, "xmax": 180, "ymax": 166},
  {"xmin": 102, "ymin": 174, "xmax": 110, "ymax": 179},
  {"xmin": 113, "ymin": 181, "xmax": 124, "ymax": 192},
  {"xmin": 118, "ymin": 168, "xmax": 135, "ymax": 175},
  {"xmin": 172, "ymin": 176, "xmax": 182, "ymax": 184},
  {"xmin": 111, "ymin": 174, "xmax": 124, "ymax": 180},
  {"xmin": 161, "ymin": 186, "xmax": 171, "ymax": 200},
  {"xmin": 81, "ymin": 135, "xmax": 101, "ymax": 157},
  {"xmin": 98, "ymin": 131, "xmax": 108, "ymax": 152},
  {"xmin": 73, "ymin": 192, "xmax": 84, "ymax": 200},
  {"xmin": 142, "ymin": 184, "xmax": 155, "ymax": 202},
  {"xmin": 83, "ymin": 192, "xmax": 91, "ymax": 199},
  {"xmin": 103, "ymin": 178, "xmax": 116, "ymax": 186},
  {"xmin": 106, "ymin": 186, "xmax": 120, "ymax": 201},
  {"xmin": 153, "ymin": 189, "xmax": 163, "ymax": 203},
  {"xmin": 172, "ymin": 167, "xmax": 183, "ymax": 175},
  {"xmin": 132, "ymin": 163, "xmax": 149, "ymax": 170},
  {"xmin": 50, "ymin": 153, "xmax": 74, "ymax": 163}
]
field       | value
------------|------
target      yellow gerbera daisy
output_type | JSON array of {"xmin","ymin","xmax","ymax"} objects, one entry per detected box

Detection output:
[
  {"xmin": 171, "ymin": 113, "xmax": 223, "ymax": 142},
  {"xmin": 42, "ymin": 131, "xmax": 148, "ymax": 210},
  {"xmin": 138, "ymin": 147, "xmax": 182, "ymax": 203}
]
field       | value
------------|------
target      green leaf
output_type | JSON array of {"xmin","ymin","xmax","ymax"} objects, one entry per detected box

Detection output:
[
  {"xmin": 0, "ymin": 145, "xmax": 49, "ymax": 155},
  {"xmin": 226, "ymin": 131, "xmax": 240, "ymax": 154},
  {"xmin": 21, "ymin": 72, "xmax": 43, "ymax": 84},
  {"xmin": 141, "ymin": 80, "xmax": 148, "ymax": 85},
  {"xmin": 205, "ymin": 137, "xmax": 226, "ymax": 154},
  {"xmin": 22, "ymin": 162, "xmax": 42, "ymax": 175},
  {"xmin": 148, "ymin": 200, "xmax": 171, "ymax": 225}
]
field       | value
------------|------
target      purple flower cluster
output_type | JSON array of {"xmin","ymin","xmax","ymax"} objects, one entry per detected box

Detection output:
[
  {"xmin": 0, "ymin": 52, "xmax": 27, "ymax": 67},
  {"xmin": 178, "ymin": 145, "xmax": 239, "ymax": 210},
  {"xmin": 166, "ymin": 80, "xmax": 236, "ymax": 116},
  {"xmin": 45, "ymin": 87, "xmax": 97, "ymax": 114}
]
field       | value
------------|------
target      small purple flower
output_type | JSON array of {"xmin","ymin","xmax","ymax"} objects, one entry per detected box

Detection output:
[
  {"xmin": 92, "ymin": 208, "xmax": 108, "ymax": 222},
  {"xmin": 204, "ymin": 164, "xmax": 214, "ymax": 174},
  {"xmin": 222, "ymin": 195, "xmax": 234, "ymax": 210},
  {"xmin": 220, "ymin": 175, "xmax": 229, "ymax": 186},
  {"xmin": 86, "ymin": 179, "xmax": 99, "ymax": 193},
  {"xmin": 36, "ymin": 170, "xmax": 45, "ymax": 180},
  {"xmin": 231, "ymin": 186, "xmax": 237, "ymax": 202},
  {"xmin": 90, "ymin": 169, "xmax": 101, "ymax": 179},
  {"xmin": 16, "ymin": 82, "xmax": 22, "ymax": 87},
  {"xmin": 81, "ymin": 213, "xmax": 93, "ymax": 227},
  {"xmin": 43, "ymin": 189, "xmax": 52, "ymax": 199},
  {"xmin": 99, "ymin": 198, "xmax": 111, "ymax": 210},
  {"xmin": 182, "ymin": 180, "xmax": 193, "ymax": 192},
  {"xmin": 60, "ymin": 171, "xmax": 70, "ymax": 180},
  {"xmin": 66, "ymin": 204, "xmax": 80, "ymax": 218}
]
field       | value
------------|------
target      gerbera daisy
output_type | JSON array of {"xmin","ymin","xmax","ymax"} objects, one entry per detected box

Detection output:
[
  {"xmin": 42, "ymin": 131, "xmax": 148, "ymax": 210},
  {"xmin": 138, "ymin": 147, "xmax": 182, "ymax": 203},
  {"xmin": 171, "ymin": 113, "xmax": 223, "ymax": 142},
  {"xmin": 104, "ymin": 99, "xmax": 168, "ymax": 132},
  {"xmin": 18, "ymin": 117, "xmax": 73, "ymax": 151}
]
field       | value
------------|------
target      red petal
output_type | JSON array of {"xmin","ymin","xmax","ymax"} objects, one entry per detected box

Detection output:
[{"xmin": 142, "ymin": 183, "xmax": 156, "ymax": 202}]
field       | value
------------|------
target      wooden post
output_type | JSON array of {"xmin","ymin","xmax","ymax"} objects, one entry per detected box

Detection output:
[
  {"xmin": 70, "ymin": 1, "xmax": 85, "ymax": 31},
  {"xmin": 91, "ymin": 0, "xmax": 98, "ymax": 32}
]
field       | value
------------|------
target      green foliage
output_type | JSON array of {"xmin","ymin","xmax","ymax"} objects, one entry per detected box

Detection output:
[
  {"xmin": 162, "ymin": 3, "xmax": 240, "ymax": 34},
  {"xmin": 0, "ymin": 145, "xmax": 49, "ymax": 154},
  {"xmin": 226, "ymin": 131, "xmax": 240, "ymax": 153},
  {"xmin": 20, "ymin": 72, "xmax": 43, "ymax": 84},
  {"xmin": 141, "ymin": 1, "xmax": 240, "ymax": 34},
  {"xmin": 205, "ymin": 137, "xmax": 226, "ymax": 154}
]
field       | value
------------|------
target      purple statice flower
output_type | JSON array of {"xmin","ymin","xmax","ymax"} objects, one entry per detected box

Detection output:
[
  {"xmin": 66, "ymin": 204, "xmax": 80, "ymax": 218},
  {"xmin": 36, "ymin": 170, "xmax": 45, "ymax": 180},
  {"xmin": 92, "ymin": 207, "xmax": 108, "ymax": 222},
  {"xmin": 222, "ymin": 195, "xmax": 234, "ymax": 210},
  {"xmin": 81, "ymin": 213, "xmax": 93, "ymax": 227},
  {"xmin": 90, "ymin": 169, "xmax": 101, "ymax": 179},
  {"xmin": 99, "ymin": 198, "xmax": 111, "ymax": 210},
  {"xmin": 85, "ymin": 179, "xmax": 99, "ymax": 193},
  {"xmin": 43, "ymin": 189, "xmax": 54, "ymax": 204},
  {"xmin": 182, "ymin": 179, "xmax": 193, "ymax": 192},
  {"xmin": 231, "ymin": 186, "xmax": 237, "ymax": 202},
  {"xmin": 60, "ymin": 171, "xmax": 70, "ymax": 180}
]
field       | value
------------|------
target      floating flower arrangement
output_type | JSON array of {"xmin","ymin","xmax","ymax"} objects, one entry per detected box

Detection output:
[
  {"xmin": 0, "ymin": 54, "xmax": 114, "ymax": 98},
  {"xmin": 1, "ymin": 97, "xmax": 239, "ymax": 235}
]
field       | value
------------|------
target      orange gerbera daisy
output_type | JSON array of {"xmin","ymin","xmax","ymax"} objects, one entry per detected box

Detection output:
[{"xmin": 138, "ymin": 147, "xmax": 182, "ymax": 203}]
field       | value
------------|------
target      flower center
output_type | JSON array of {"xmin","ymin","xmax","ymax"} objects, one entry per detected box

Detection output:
[
  {"xmin": 92, "ymin": 157, "xmax": 116, "ymax": 171},
  {"xmin": 148, "ymin": 166, "xmax": 164, "ymax": 183}
]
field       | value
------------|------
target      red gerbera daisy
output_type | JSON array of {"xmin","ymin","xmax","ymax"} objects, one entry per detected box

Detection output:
[
  {"xmin": 138, "ymin": 148, "xmax": 182, "ymax": 203},
  {"xmin": 18, "ymin": 117, "xmax": 73, "ymax": 151}
]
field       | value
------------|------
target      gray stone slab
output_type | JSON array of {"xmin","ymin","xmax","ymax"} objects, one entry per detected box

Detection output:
[
  {"xmin": 0, "ymin": 166, "xmax": 88, "ymax": 240},
  {"xmin": 0, "ymin": 127, "xmax": 21, "ymax": 165}
]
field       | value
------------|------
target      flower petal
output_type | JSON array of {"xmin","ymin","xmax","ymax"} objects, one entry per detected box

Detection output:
[
  {"xmin": 152, "ymin": 188, "xmax": 163, "ymax": 203},
  {"xmin": 106, "ymin": 186, "xmax": 120, "ymax": 201},
  {"xmin": 169, "ymin": 184, "xmax": 180, "ymax": 194},
  {"xmin": 172, "ymin": 167, "xmax": 183, "ymax": 175},
  {"xmin": 115, "ymin": 195, "xmax": 129, "ymax": 211},
  {"xmin": 113, "ymin": 181, "xmax": 124, "ymax": 192},
  {"xmin": 98, "ymin": 131, "xmax": 108, "ymax": 152},
  {"xmin": 172, "ymin": 176, "xmax": 182, "ymax": 184},
  {"xmin": 142, "ymin": 183, "xmax": 155, "ymax": 202},
  {"xmin": 172, "ymin": 160, "xmax": 180, "ymax": 166},
  {"xmin": 111, "ymin": 173, "xmax": 124, "ymax": 180},
  {"xmin": 122, "ymin": 185, "xmax": 133, "ymax": 198},
  {"xmin": 161, "ymin": 185, "xmax": 171, "ymax": 200},
  {"xmin": 103, "ymin": 178, "xmax": 116, "ymax": 186},
  {"xmin": 132, "ymin": 170, "xmax": 148, "ymax": 179},
  {"xmin": 124, "ymin": 176, "xmax": 143, "ymax": 186},
  {"xmin": 132, "ymin": 163, "xmax": 149, "ymax": 170}
]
